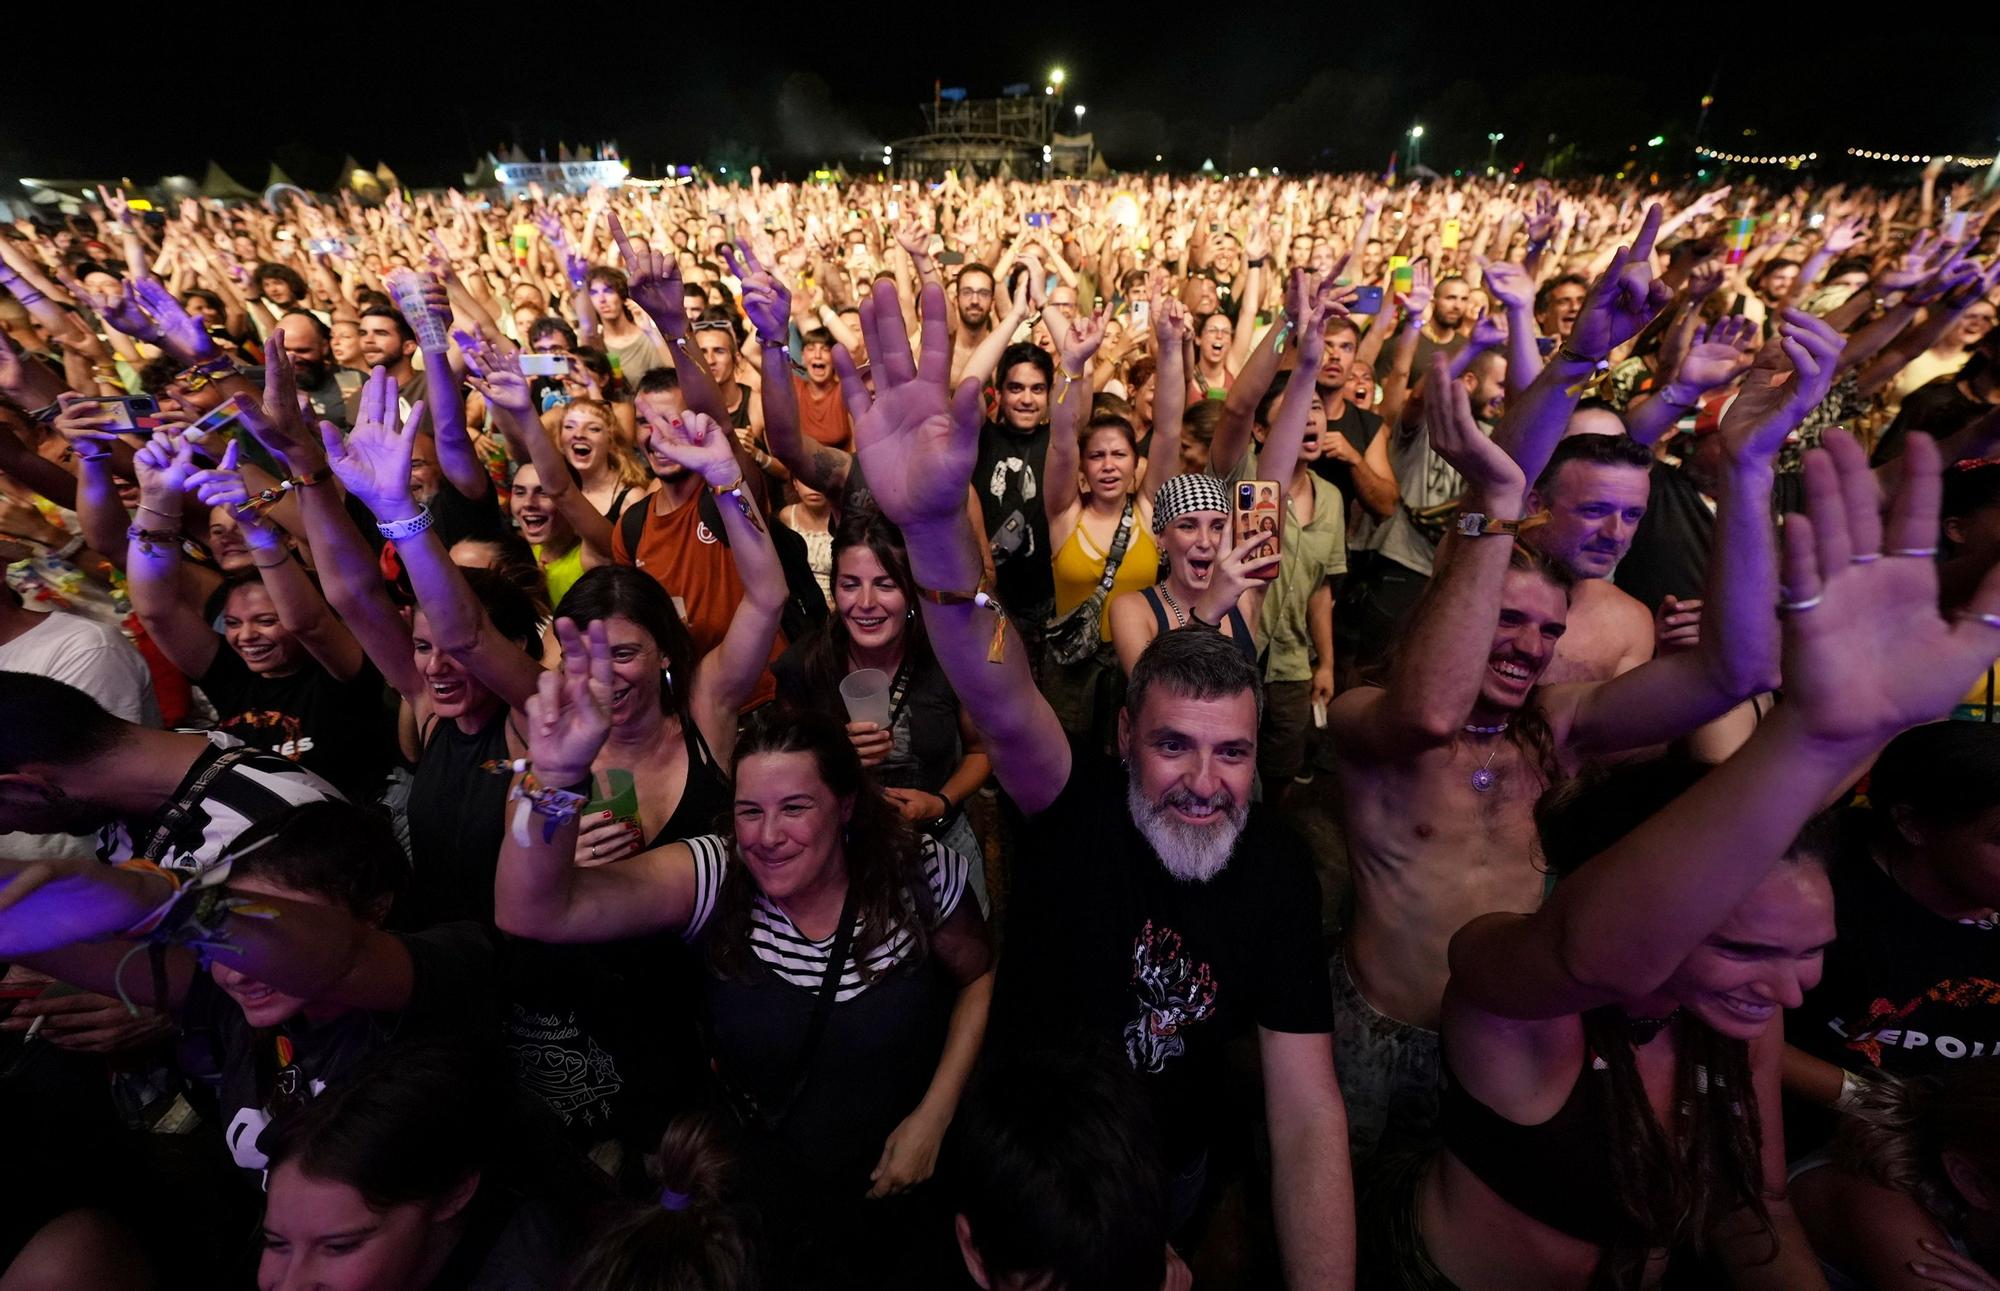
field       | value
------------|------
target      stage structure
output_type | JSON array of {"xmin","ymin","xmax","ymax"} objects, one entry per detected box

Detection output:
[{"xmin": 884, "ymin": 83, "xmax": 1094, "ymax": 180}]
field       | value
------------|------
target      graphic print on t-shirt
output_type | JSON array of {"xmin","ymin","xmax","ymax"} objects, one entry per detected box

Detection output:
[
  {"xmin": 1828, "ymin": 975, "xmax": 2000, "ymax": 1066},
  {"xmin": 1124, "ymin": 920, "xmax": 1218, "ymax": 1074},
  {"xmin": 507, "ymin": 1006, "xmax": 625, "ymax": 1128},
  {"xmin": 218, "ymin": 708, "xmax": 315, "ymax": 761}
]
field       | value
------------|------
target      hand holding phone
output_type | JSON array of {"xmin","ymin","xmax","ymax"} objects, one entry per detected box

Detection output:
[{"xmin": 1232, "ymin": 481, "xmax": 1282, "ymax": 581}]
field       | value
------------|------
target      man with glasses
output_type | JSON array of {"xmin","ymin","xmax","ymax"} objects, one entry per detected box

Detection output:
[{"xmin": 950, "ymin": 263, "xmax": 998, "ymax": 383}]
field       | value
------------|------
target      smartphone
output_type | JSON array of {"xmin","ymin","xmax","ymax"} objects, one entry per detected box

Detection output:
[
  {"xmin": 1440, "ymin": 219, "xmax": 1461, "ymax": 250},
  {"xmin": 1130, "ymin": 299, "xmax": 1150, "ymax": 329},
  {"xmin": 183, "ymin": 395, "xmax": 248, "ymax": 449},
  {"xmin": 0, "ymin": 985, "xmax": 46, "ymax": 1001},
  {"xmin": 937, "ymin": 249, "xmax": 966, "ymax": 266},
  {"xmin": 1806, "ymin": 212, "xmax": 1826, "ymax": 230},
  {"xmin": 1946, "ymin": 211, "xmax": 1970, "ymax": 242},
  {"xmin": 1536, "ymin": 335, "xmax": 1559, "ymax": 357},
  {"xmin": 1389, "ymin": 256, "xmax": 1413, "ymax": 292},
  {"xmin": 1348, "ymin": 285, "xmax": 1385, "ymax": 316},
  {"xmin": 887, "ymin": 201, "xmax": 900, "ymax": 219},
  {"xmin": 520, "ymin": 354, "xmax": 568, "ymax": 376},
  {"xmin": 1027, "ymin": 212, "xmax": 1051, "ymax": 229},
  {"xmin": 306, "ymin": 238, "xmax": 345, "ymax": 255},
  {"xmin": 67, "ymin": 394, "xmax": 158, "ymax": 431},
  {"xmin": 1233, "ymin": 481, "xmax": 1282, "ymax": 579}
]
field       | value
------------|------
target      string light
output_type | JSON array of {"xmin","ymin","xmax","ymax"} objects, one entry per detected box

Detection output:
[
  {"xmin": 1695, "ymin": 146, "xmax": 1816, "ymax": 166},
  {"xmin": 1846, "ymin": 147, "xmax": 1997, "ymax": 167}
]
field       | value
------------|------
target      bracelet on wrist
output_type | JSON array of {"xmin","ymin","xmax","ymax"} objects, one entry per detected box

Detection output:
[
  {"xmin": 915, "ymin": 573, "xmax": 1010, "ymax": 663},
  {"xmin": 126, "ymin": 524, "xmax": 182, "ymax": 556},
  {"xmin": 235, "ymin": 466, "xmax": 332, "ymax": 519},
  {"xmin": 374, "ymin": 505, "xmax": 433, "ymax": 542}
]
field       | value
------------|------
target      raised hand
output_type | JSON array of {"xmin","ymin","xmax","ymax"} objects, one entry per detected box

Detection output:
[
  {"xmin": 610, "ymin": 211, "xmax": 686, "ymax": 336},
  {"xmin": 1524, "ymin": 187, "xmax": 1560, "ymax": 244},
  {"xmin": 1396, "ymin": 260, "xmax": 1434, "ymax": 320},
  {"xmin": 51, "ymin": 393, "xmax": 131, "ymax": 452},
  {"xmin": 835, "ymin": 279, "xmax": 983, "ymax": 531},
  {"xmin": 133, "ymin": 430, "xmax": 199, "ymax": 505},
  {"xmin": 1685, "ymin": 259, "xmax": 1728, "ymax": 303},
  {"xmin": 1475, "ymin": 256, "xmax": 1534, "ymax": 312},
  {"xmin": 725, "ymin": 241, "xmax": 791, "ymax": 345},
  {"xmin": 458, "ymin": 333, "xmax": 535, "ymax": 417},
  {"xmin": 1565, "ymin": 202, "xmax": 1672, "ymax": 360},
  {"xmin": 1423, "ymin": 352, "xmax": 1521, "ymax": 502},
  {"xmin": 1780, "ymin": 431, "xmax": 2000, "ymax": 745},
  {"xmin": 1716, "ymin": 308, "xmax": 1843, "ymax": 463},
  {"xmin": 1821, "ymin": 214, "xmax": 1868, "ymax": 255},
  {"xmin": 1203, "ymin": 532, "xmax": 1282, "ymax": 610},
  {"xmin": 1058, "ymin": 308, "xmax": 1107, "ymax": 376},
  {"xmin": 893, "ymin": 216, "xmax": 933, "ymax": 260},
  {"xmin": 237, "ymin": 341, "xmax": 325, "ymax": 470},
  {"xmin": 131, "ymin": 279, "xmax": 218, "ymax": 363},
  {"xmin": 1465, "ymin": 313, "xmax": 1507, "ymax": 353},
  {"xmin": 1673, "ymin": 316, "xmax": 1758, "ymax": 392},
  {"xmin": 319, "ymin": 366, "xmax": 425, "ymax": 519},
  {"xmin": 638, "ymin": 409, "xmax": 742, "ymax": 488},
  {"xmin": 527, "ymin": 618, "xmax": 615, "ymax": 786},
  {"xmin": 77, "ymin": 277, "xmax": 165, "ymax": 345}
]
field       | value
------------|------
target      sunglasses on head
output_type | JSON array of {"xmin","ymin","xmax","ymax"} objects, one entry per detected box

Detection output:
[{"xmin": 691, "ymin": 319, "xmax": 734, "ymax": 333}]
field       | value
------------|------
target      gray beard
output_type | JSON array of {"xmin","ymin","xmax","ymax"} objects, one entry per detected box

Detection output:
[{"xmin": 1125, "ymin": 765, "xmax": 1246, "ymax": 884}]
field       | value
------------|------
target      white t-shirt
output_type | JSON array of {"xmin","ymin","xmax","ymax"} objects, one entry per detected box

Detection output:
[
  {"xmin": 0, "ymin": 612, "xmax": 160, "ymax": 861},
  {"xmin": 0, "ymin": 609, "xmax": 159, "ymax": 726}
]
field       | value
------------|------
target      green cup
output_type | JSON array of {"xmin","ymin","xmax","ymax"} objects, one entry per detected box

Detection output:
[{"xmin": 584, "ymin": 768, "xmax": 639, "ymax": 824}]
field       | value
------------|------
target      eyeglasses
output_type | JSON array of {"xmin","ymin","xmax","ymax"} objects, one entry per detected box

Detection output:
[
  {"xmin": 957, "ymin": 288, "xmax": 994, "ymax": 301},
  {"xmin": 691, "ymin": 319, "xmax": 735, "ymax": 333}
]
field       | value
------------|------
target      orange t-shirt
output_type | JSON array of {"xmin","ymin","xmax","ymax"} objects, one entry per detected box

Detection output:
[
  {"xmin": 612, "ymin": 491, "xmax": 782, "ymax": 707},
  {"xmin": 794, "ymin": 375, "xmax": 852, "ymax": 448}
]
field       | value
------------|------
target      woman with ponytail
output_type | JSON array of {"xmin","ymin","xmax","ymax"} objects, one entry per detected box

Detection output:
[{"xmin": 564, "ymin": 1112, "xmax": 759, "ymax": 1291}]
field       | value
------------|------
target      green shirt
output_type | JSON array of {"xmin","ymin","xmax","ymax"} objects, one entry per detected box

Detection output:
[{"xmin": 1219, "ymin": 449, "xmax": 1348, "ymax": 682}]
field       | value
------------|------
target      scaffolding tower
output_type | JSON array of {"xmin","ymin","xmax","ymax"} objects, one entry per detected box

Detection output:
[{"xmin": 886, "ymin": 88, "xmax": 1093, "ymax": 180}]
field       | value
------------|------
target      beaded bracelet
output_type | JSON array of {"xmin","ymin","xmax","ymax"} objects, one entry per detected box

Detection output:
[
  {"xmin": 915, "ymin": 574, "xmax": 1009, "ymax": 663},
  {"xmin": 234, "ymin": 466, "xmax": 332, "ymax": 518}
]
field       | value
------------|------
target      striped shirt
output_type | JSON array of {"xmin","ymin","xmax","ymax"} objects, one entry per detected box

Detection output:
[
  {"xmin": 682, "ymin": 833, "xmax": 971, "ymax": 1003},
  {"xmin": 97, "ymin": 731, "xmax": 343, "ymax": 876}
]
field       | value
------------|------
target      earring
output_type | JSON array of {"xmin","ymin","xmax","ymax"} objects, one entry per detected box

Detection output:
[
  {"xmin": 906, "ymin": 608, "xmax": 915, "ymax": 620},
  {"xmin": 660, "ymin": 665, "xmax": 673, "ymax": 691}
]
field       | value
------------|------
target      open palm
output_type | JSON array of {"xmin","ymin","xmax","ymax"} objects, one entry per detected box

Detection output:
[
  {"xmin": 321, "ymin": 366, "xmax": 422, "ymax": 518},
  {"xmin": 837, "ymin": 280, "xmax": 984, "ymax": 529}
]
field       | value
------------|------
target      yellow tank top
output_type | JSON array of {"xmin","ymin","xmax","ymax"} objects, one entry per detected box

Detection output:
[
  {"xmin": 536, "ymin": 542, "xmax": 586, "ymax": 611},
  {"xmin": 1051, "ymin": 506, "xmax": 1160, "ymax": 641}
]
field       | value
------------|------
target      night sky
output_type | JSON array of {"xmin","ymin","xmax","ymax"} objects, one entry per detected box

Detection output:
[{"xmin": 3, "ymin": 19, "xmax": 1994, "ymax": 189}]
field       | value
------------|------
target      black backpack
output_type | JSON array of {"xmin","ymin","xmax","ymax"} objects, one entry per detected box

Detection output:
[{"xmin": 617, "ymin": 491, "xmax": 828, "ymax": 646}]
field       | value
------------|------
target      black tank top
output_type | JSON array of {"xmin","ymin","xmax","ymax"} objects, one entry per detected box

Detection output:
[
  {"xmin": 407, "ymin": 707, "xmax": 513, "ymax": 927},
  {"xmin": 1440, "ymin": 1049, "xmax": 1622, "ymax": 1243},
  {"xmin": 645, "ymin": 718, "xmax": 733, "ymax": 848},
  {"xmin": 1140, "ymin": 585, "xmax": 1258, "ymax": 665}
]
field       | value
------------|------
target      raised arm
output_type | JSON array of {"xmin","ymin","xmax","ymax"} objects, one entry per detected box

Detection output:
[
  {"xmin": 648, "ymin": 409, "xmax": 786, "ymax": 753},
  {"xmin": 1042, "ymin": 310, "xmax": 1107, "ymax": 538},
  {"xmin": 1328, "ymin": 354, "xmax": 1534, "ymax": 759},
  {"xmin": 493, "ymin": 618, "xmax": 703, "ymax": 943},
  {"xmin": 323, "ymin": 366, "xmax": 542, "ymax": 710},
  {"xmin": 1448, "ymin": 429, "xmax": 2000, "ymax": 1021},
  {"xmin": 1474, "ymin": 256, "xmax": 1544, "ymax": 399},
  {"xmin": 189, "ymin": 442, "xmax": 368, "ymax": 681},
  {"xmin": 1222, "ymin": 222, "xmax": 1268, "ymax": 374},
  {"xmin": 1495, "ymin": 203, "xmax": 1671, "ymax": 485},
  {"xmin": 238, "ymin": 351, "xmax": 423, "ymax": 702},
  {"xmin": 1549, "ymin": 312, "xmax": 1844, "ymax": 757},
  {"xmin": 837, "ymin": 278, "xmax": 1071, "ymax": 813},
  {"xmin": 462, "ymin": 338, "xmax": 614, "ymax": 562},
  {"xmin": 124, "ymin": 432, "xmax": 223, "ymax": 680},
  {"xmin": 1140, "ymin": 292, "xmax": 1191, "ymax": 505},
  {"xmin": 388, "ymin": 270, "xmax": 487, "ymax": 504},
  {"xmin": 1624, "ymin": 315, "xmax": 1758, "ymax": 447}
]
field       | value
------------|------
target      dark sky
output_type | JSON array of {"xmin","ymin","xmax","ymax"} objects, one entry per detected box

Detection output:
[{"xmin": 4, "ymin": 19, "xmax": 1994, "ymax": 190}]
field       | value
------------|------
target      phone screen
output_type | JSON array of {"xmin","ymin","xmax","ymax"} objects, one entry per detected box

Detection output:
[{"xmin": 1232, "ymin": 481, "xmax": 1282, "ymax": 580}]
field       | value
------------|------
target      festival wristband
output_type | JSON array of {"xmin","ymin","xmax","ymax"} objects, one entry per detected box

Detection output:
[{"xmin": 374, "ymin": 506, "xmax": 434, "ymax": 542}]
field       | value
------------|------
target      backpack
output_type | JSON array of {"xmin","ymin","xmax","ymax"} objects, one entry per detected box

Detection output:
[{"xmin": 617, "ymin": 490, "xmax": 828, "ymax": 646}]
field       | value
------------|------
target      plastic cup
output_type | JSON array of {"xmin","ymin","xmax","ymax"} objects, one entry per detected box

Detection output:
[
  {"xmin": 839, "ymin": 668, "xmax": 893, "ymax": 728},
  {"xmin": 584, "ymin": 768, "xmax": 639, "ymax": 823}
]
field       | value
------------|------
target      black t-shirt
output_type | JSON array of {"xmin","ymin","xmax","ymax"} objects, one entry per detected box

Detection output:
[
  {"xmin": 406, "ymin": 710, "xmax": 514, "ymax": 927},
  {"xmin": 973, "ymin": 420, "xmax": 1055, "ymax": 616},
  {"xmin": 177, "ymin": 920, "xmax": 498, "ymax": 1179},
  {"xmin": 991, "ymin": 750, "xmax": 1333, "ymax": 1169},
  {"xmin": 1788, "ymin": 819, "xmax": 2000, "ymax": 1079},
  {"xmin": 198, "ymin": 648, "xmax": 393, "ymax": 803},
  {"xmin": 1310, "ymin": 400, "xmax": 1385, "ymax": 517},
  {"xmin": 1873, "ymin": 378, "xmax": 1988, "ymax": 466},
  {"xmin": 1612, "ymin": 460, "xmax": 1713, "ymax": 615}
]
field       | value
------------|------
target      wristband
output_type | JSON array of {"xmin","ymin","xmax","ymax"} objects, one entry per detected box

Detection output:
[
  {"xmin": 374, "ymin": 505, "xmax": 434, "ymax": 542},
  {"xmin": 236, "ymin": 466, "xmax": 332, "ymax": 517},
  {"xmin": 1246, "ymin": 255, "xmax": 1269, "ymax": 268},
  {"xmin": 180, "ymin": 354, "xmax": 235, "ymax": 380},
  {"xmin": 1833, "ymin": 1069, "xmax": 1873, "ymax": 1115},
  {"xmin": 1187, "ymin": 606, "xmax": 1222, "ymax": 629},
  {"xmin": 126, "ymin": 525, "xmax": 182, "ymax": 556},
  {"xmin": 915, "ymin": 575, "xmax": 1010, "ymax": 663}
]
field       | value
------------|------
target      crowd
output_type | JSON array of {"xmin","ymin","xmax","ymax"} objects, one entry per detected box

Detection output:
[{"xmin": 0, "ymin": 158, "xmax": 1995, "ymax": 1290}]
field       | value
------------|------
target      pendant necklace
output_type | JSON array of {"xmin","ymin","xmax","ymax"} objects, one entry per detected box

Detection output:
[{"xmin": 1465, "ymin": 721, "xmax": 1508, "ymax": 793}]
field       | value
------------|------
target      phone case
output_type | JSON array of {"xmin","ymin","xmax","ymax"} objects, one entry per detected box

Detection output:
[{"xmin": 1233, "ymin": 481, "xmax": 1282, "ymax": 580}]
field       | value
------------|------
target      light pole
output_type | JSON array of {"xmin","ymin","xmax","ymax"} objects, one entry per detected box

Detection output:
[
  {"xmin": 1486, "ymin": 131, "xmax": 1504, "ymax": 173},
  {"xmin": 1074, "ymin": 104, "xmax": 1086, "ymax": 127}
]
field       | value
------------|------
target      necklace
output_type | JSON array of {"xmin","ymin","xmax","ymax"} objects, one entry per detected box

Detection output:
[
  {"xmin": 1623, "ymin": 1009, "xmax": 1681, "ymax": 1046},
  {"xmin": 1156, "ymin": 584, "xmax": 1190, "ymax": 628},
  {"xmin": 1465, "ymin": 721, "xmax": 1508, "ymax": 792}
]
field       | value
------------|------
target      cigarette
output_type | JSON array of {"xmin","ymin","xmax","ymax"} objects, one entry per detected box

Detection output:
[{"xmin": 23, "ymin": 1014, "xmax": 46, "ymax": 1041}]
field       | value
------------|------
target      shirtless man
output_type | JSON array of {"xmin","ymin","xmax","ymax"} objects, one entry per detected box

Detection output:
[
  {"xmin": 1325, "ymin": 295, "xmax": 1843, "ymax": 1163},
  {"xmin": 1521, "ymin": 431, "xmax": 1658, "ymax": 682},
  {"xmin": 948, "ymin": 262, "xmax": 999, "ymax": 383}
]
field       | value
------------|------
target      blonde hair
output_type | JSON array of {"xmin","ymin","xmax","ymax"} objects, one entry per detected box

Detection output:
[{"xmin": 555, "ymin": 398, "xmax": 649, "ymax": 489}]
